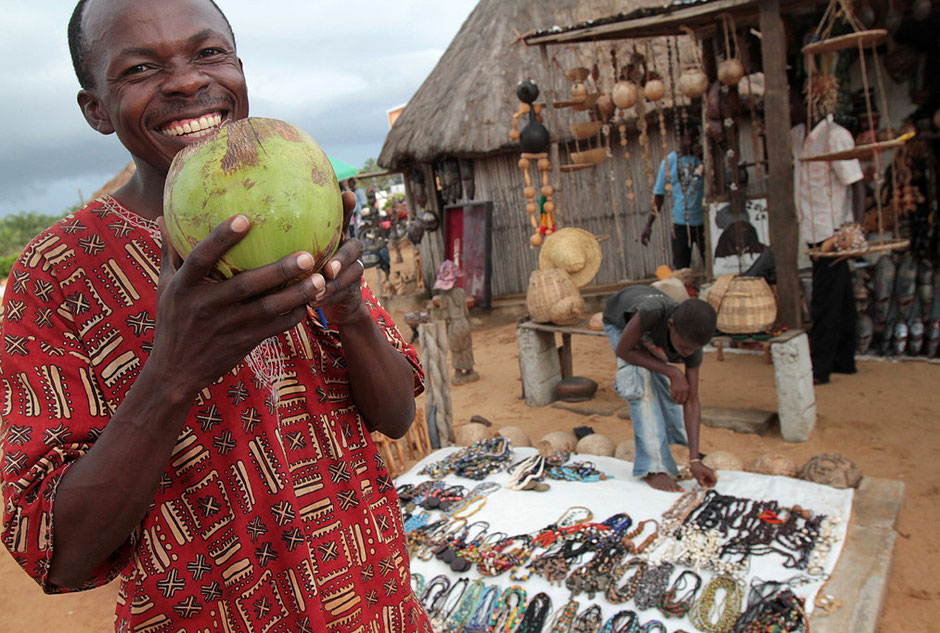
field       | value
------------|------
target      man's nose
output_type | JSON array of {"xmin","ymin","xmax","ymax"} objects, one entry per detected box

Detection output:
[{"xmin": 161, "ymin": 62, "xmax": 210, "ymax": 96}]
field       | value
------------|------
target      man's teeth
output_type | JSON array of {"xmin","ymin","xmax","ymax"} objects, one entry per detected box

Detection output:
[{"xmin": 161, "ymin": 113, "xmax": 223, "ymax": 137}]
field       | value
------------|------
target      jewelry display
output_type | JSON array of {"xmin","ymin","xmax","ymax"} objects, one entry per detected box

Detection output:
[
  {"xmin": 428, "ymin": 577, "xmax": 468, "ymax": 631},
  {"xmin": 486, "ymin": 586, "xmax": 528, "ymax": 633},
  {"xmin": 419, "ymin": 437, "xmax": 514, "ymax": 480},
  {"xmin": 657, "ymin": 570, "xmax": 703, "ymax": 618},
  {"xmin": 572, "ymin": 604, "xmax": 603, "ymax": 633},
  {"xmin": 464, "ymin": 585, "xmax": 501, "ymax": 633},
  {"xmin": 605, "ymin": 557, "xmax": 648, "ymax": 604},
  {"xmin": 548, "ymin": 599, "xmax": 580, "ymax": 633},
  {"xmin": 599, "ymin": 609, "xmax": 638, "ymax": 633}
]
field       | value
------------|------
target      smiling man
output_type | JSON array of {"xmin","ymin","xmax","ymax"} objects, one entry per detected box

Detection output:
[
  {"xmin": 602, "ymin": 287, "xmax": 718, "ymax": 492},
  {"xmin": 0, "ymin": 1, "xmax": 430, "ymax": 631}
]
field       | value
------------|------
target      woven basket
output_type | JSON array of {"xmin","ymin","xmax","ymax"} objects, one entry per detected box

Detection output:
[
  {"xmin": 526, "ymin": 268, "xmax": 584, "ymax": 325},
  {"xmin": 706, "ymin": 274, "xmax": 735, "ymax": 312},
  {"xmin": 715, "ymin": 276, "xmax": 777, "ymax": 334}
]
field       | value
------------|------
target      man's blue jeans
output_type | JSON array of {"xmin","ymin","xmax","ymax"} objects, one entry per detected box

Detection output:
[{"xmin": 603, "ymin": 323, "xmax": 688, "ymax": 478}]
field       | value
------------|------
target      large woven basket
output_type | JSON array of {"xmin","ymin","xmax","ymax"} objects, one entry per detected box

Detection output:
[
  {"xmin": 715, "ymin": 276, "xmax": 777, "ymax": 334},
  {"xmin": 526, "ymin": 268, "xmax": 584, "ymax": 325}
]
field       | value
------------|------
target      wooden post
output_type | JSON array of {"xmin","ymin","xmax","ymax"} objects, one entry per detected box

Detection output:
[
  {"xmin": 418, "ymin": 321, "xmax": 454, "ymax": 447},
  {"xmin": 759, "ymin": 0, "xmax": 801, "ymax": 329}
]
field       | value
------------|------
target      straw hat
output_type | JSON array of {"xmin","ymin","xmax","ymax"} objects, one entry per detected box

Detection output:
[{"xmin": 538, "ymin": 228, "xmax": 602, "ymax": 287}]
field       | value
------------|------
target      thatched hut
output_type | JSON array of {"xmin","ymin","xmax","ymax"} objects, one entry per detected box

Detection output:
[{"xmin": 379, "ymin": 0, "xmax": 761, "ymax": 298}]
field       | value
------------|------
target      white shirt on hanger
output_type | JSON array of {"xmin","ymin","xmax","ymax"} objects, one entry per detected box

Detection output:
[{"xmin": 792, "ymin": 116, "xmax": 864, "ymax": 244}]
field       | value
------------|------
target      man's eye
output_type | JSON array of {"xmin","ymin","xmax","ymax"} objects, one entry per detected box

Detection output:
[
  {"xmin": 198, "ymin": 48, "xmax": 223, "ymax": 58},
  {"xmin": 124, "ymin": 64, "xmax": 148, "ymax": 76}
]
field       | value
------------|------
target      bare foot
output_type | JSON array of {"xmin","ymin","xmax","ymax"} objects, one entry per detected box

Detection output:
[{"xmin": 644, "ymin": 472, "xmax": 683, "ymax": 492}]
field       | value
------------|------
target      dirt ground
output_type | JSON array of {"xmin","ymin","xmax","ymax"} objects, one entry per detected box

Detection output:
[{"xmin": 1, "ymin": 242, "xmax": 938, "ymax": 632}]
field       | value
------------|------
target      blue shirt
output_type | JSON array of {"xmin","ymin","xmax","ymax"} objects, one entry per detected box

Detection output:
[
  {"xmin": 653, "ymin": 152, "xmax": 704, "ymax": 226},
  {"xmin": 352, "ymin": 188, "xmax": 368, "ymax": 226}
]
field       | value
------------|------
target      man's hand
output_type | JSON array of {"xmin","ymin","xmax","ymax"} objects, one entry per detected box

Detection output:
[
  {"xmin": 690, "ymin": 461, "xmax": 717, "ymax": 487},
  {"xmin": 152, "ymin": 214, "xmax": 324, "ymax": 404},
  {"xmin": 668, "ymin": 366, "xmax": 690, "ymax": 404},
  {"xmin": 311, "ymin": 239, "xmax": 367, "ymax": 326},
  {"xmin": 640, "ymin": 224, "xmax": 652, "ymax": 246}
]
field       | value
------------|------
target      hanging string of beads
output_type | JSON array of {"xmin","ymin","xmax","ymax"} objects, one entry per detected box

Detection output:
[
  {"xmin": 611, "ymin": 48, "xmax": 640, "ymax": 237},
  {"xmin": 513, "ymin": 79, "xmax": 556, "ymax": 247}
]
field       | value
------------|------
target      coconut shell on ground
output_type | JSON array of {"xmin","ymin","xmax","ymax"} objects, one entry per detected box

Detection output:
[
  {"xmin": 615, "ymin": 440, "xmax": 634, "ymax": 462},
  {"xmin": 703, "ymin": 450, "xmax": 744, "ymax": 471},
  {"xmin": 540, "ymin": 431, "xmax": 578, "ymax": 453},
  {"xmin": 455, "ymin": 422, "xmax": 496, "ymax": 446},
  {"xmin": 498, "ymin": 426, "xmax": 532, "ymax": 447},
  {"xmin": 576, "ymin": 433, "xmax": 615, "ymax": 457},
  {"xmin": 747, "ymin": 453, "xmax": 798, "ymax": 477},
  {"xmin": 799, "ymin": 453, "xmax": 863, "ymax": 488},
  {"xmin": 555, "ymin": 376, "xmax": 598, "ymax": 402}
]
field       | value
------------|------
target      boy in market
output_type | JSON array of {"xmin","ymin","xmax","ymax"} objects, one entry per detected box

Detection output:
[{"xmin": 602, "ymin": 286, "xmax": 718, "ymax": 492}]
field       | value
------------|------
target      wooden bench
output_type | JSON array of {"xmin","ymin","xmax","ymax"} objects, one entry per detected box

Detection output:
[
  {"xmin": 517, "ymin": 318, "xmax": 816, "ymax": 442},
  {"xmin": 517, "ymin": 318, "xmax": 606, "ymax": 406}
]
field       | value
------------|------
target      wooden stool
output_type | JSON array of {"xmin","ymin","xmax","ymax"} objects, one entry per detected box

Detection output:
[
  {"xmin": 404, "ymin": 409, "xmax": 432, "ymax": 461},
  {"xmin": 371, "ymin": 432, "xmax": 407, "ymax": 477}
]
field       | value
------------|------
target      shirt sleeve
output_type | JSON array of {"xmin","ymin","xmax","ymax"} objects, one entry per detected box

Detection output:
[
  {"xmin": 829, "ymin": 127, "xmax": 864, "ymax": 186},
  {"xmin": 1, "ymin": 240, "xmax": 133, "ymax": 593},
  {"xmin": 358, "ymin": 280, "xmax": 425, "ymax": 397},
  {"xmin": 653, "ymin": 157, "xmax": 668, "ymax": 196},
  {"xmin": 636, "ymin": 297, "xmax": 668, "ymax": 333}
]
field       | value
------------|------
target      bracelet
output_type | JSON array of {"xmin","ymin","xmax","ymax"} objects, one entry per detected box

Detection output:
[{"xmin": 690, "ymin": 458, "xmax": 702, "ymax": 464}]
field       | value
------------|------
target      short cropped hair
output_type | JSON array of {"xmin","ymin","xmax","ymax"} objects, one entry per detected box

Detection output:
[
  {"xmin": 68, "ymin": 0, "xmax": 236, "ymax": 90},
  {"xmin": 672, "ymin": 298, "xmax": 717, "ymax": 347}
]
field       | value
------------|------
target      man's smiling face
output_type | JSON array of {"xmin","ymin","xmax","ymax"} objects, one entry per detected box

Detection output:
[{"xmin": 78, "ymin": 0, "xmax": 249, "ymax": 174}]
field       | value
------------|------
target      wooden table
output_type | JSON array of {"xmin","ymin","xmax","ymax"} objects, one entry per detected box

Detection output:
[{"xmin": 711, "ymin": 328, "xmax": 805, "ymax": 363}]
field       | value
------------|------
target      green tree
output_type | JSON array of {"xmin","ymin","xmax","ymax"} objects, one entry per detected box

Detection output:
[{"xmin": 358, "ymin": 157, "xmax": 402, "ymax": 192}]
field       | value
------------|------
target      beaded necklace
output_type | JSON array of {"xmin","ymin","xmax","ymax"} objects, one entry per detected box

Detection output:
[
  {"xmin": 565, "ymin": 534, "xmax": 632, "ymax": 599},
  {"xmin": 403, "ymin": 509, "xmax": 431, "ymax": 533},
  {"xmin": 506, "ymin": 454, "xmax": 547, "ymax": 490},
  {"xmin": 546, "ymin": 460, "xmax": 609, "ymax": 482},
  {"xmin": 428, "ymin": 578, "xmax": 468, "ymax": 631},
  {"xmin": 515, "ymin": 591, "xmax": 553, "ymax": 633},
  {"xmin": 434, "ymin": 520, "xmax": 489, "ymax": 566},
  {"xmin": 730, "ymin": 588, "xmax": 808, "ymax": 633},
  {"xmin": 464, "ymin": 586, "xmax": 501, "ymax": 633},
  {"xmin": 478, "ymin": 534, "xmax": 534, "ymax": 577},
  {"xmin": 410, "ymin": 572, "xmax": 425, "ymax": 599},
  {"xmin": 420, "ymin": 574, "xmax": 451, "ymax": 612},
  {"xmin": 571, "ymin": 604, "xmax": 603, "ymax": 633},
  {"xmin": 418, "ymin": 437, "xmax": 513, "ymax": 480},
  {"xmin": 487, "ymin": 586, "xmax": 528, "ymax": 633},
  {"xmin": 637, "ymin": 620, "xmax": 667, "ymax": 633},
  {"xmin": 447, "ymin": 579, "xmax": 485, "ymax": 632},
  {"xmin": 689, "ymin": 575, "xmax": 744, "ymax": 633},
  {"xmin": 599, "ymin": 610, "xmax": 638, "ymax": 633},
  {"xmin": 633, "ymin": 561, "xmax": 675, "ymax": 611},
  {"xmin": 605, "ymin": 557, "xmax": 647, "ymax": 604},
  {"xmin": 445, "ymin": 482, "xmax": 501, "ymax": 517},
  {"xmin": 657, "ymin": 569, "xmax": 702, "ymax": 618},
  {"xmin": 548, "ymin": 599, "xmax": 579, "ymax": 633}
]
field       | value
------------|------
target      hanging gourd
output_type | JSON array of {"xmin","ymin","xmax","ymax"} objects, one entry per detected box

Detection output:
[
  {"xmin": 644, "ymin": 72, "xmax": 666, "ymax": 102},
  {"xmin": 596, "ymin": 93, "xmax": 616, "ymax": 122},
  {"xmin": 678, "ymin": 26, "xmax": 709, "ymax": 99},
  {"xmin": 717, "ymin": 14, "xmax": 745, "ymax": 86},
  {"xmin": 612, "ymin": 80, "xmax": 638, "ymax": 109},
  {"xmin": 512, "ymin": 80, "xmax": 556, "ymax": 248}
]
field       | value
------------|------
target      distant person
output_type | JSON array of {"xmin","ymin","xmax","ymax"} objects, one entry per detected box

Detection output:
[
  {"xmin": 348, "ymin": 177, "xmax": 368, "ymax": 238},
  {"xmin": 603, "ymin": 287, "xmax": 718, "ymax": 492},
  {"xmin": 642, "ymin": 129, "xmax": 706, "ymax": 269}
]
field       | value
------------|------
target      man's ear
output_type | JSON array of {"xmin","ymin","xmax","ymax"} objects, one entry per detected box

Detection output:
[{"xmin": 77, "ymin": 90, "xmax": 115, "ymax": 135}]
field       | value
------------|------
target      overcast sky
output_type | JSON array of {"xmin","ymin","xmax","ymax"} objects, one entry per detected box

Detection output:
[{"xmin": 0, "ymin": 0, "xmax": 478, "ymax": 216}]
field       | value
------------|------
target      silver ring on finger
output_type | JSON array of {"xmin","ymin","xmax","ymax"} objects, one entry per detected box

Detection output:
[{"xmin": 356, "ymin": 258, "xmax": 365, "ymax": 273}]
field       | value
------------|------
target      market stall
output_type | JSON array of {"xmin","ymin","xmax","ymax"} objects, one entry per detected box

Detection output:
[{"xmin": 398, "ymin": 442, "xmax": 852, "ymax": 632}]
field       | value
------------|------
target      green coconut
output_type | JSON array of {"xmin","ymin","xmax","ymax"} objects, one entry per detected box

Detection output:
[{"xmin": 163, "ymin": 117, "xmax": 343, "ymax": 278}]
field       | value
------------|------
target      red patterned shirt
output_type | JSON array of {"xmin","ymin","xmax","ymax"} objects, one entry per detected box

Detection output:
[{"xmin": 0, "ymin": 196, "xmax": 431, "ymax": 633}]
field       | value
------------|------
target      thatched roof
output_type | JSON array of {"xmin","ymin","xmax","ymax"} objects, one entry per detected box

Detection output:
[{"xmin": 379, "ymin": 0, "xmax": 697, "ymax": 169}]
